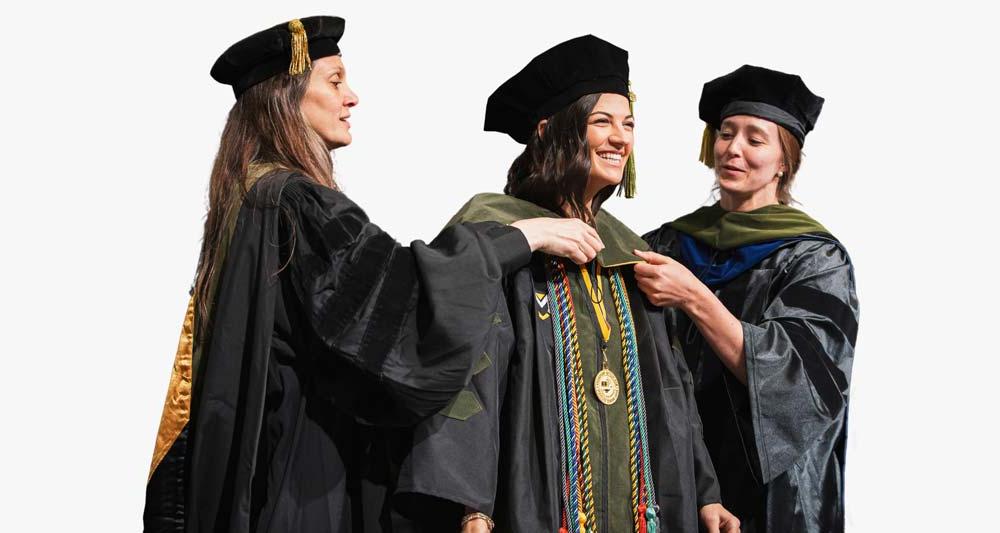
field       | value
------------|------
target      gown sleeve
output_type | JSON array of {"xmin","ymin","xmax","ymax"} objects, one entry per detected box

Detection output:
[
  {"xmin": 741, "ymin": 241, "xmax": 859, "ymax": 482},
  {"xmin": 391, "ymin": 302, "xmax": 516, "ymax": 523},
  {"xmin": 280, "ymin": 177, "xmax": 530, "ymax": 425}
]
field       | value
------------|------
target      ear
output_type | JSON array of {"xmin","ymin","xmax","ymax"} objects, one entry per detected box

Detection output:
[{"xmin": 536, "ymin": 119, "xmax": 548, "ymax": 139}]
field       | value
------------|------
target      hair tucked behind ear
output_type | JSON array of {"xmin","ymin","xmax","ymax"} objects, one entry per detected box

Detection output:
[{"xmin": 775, "ymin": 125, "xmax": 802, "ymax": 205}]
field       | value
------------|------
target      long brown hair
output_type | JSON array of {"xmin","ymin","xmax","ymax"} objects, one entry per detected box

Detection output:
[
  {"xmin": 505, "ymin": 93, "xmax": 617, "ymax": 224},
  {"xmin": 193, "ymin": 71, "xmax": 332, "ymax": 335}
]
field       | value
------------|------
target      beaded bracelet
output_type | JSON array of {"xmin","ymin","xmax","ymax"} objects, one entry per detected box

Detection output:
[{"xmin": 460, "ymin": 512, "xmax": 495, "ymax": 531}]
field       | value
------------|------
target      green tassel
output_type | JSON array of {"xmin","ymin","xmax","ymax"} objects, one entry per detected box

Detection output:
[
  {"xmin": 646, "ymin": 506, "xmax": 658, "ymax": 533},
  {"xmin": 622, "ymin": 81, "xmax": 637, "ymax": 198},
  {"xmin": 698, "ymin": 123, "xmax": 715, "ymax": 168}
]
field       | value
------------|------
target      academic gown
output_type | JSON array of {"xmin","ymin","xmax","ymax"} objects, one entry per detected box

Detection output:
[
  {"xmin": 143, "ymin": 172, "xmax": 531, "ymax": 533},
  {"xmin": 642, "ymin": 224, "xmax": 859, "ymax": 533},
  {"xmin": 392, "ymin": 193, "xmax": 720, "ymax": 532}
]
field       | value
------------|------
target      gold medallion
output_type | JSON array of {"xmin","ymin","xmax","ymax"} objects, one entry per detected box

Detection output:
[{"xmin": 594, "ymin": 368, "xmax": 620, "ymax": 405}]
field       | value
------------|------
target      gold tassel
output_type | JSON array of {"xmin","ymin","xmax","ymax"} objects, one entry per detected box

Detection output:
[
  {"xmin": 622, "ymin": 81, "xmax": 637, "ymax": 198},
  {"xmin": 698, "ymin": 123, "xmax": 715, "ymax": 168},
  {"xmin": 288, "ymin": 19, "xmax": 312, "ymax": 76}
]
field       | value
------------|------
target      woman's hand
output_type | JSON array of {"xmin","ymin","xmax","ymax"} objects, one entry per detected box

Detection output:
[
  {"xmin": 635, "ymin": 249, "xmax": 748, "ymax": 383},
  {"xmin": 511, "ymin": 218, "xmax": 604, "ymax": 264},
  {"xmin": 699, "ymin": 503, "xmax": 741, "ymax": 533},
  {"xmin": 633, "ymin": 249, "xmax": 706, "ymax": 309}
]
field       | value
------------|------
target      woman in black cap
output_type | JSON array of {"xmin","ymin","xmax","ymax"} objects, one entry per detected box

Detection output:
[
  {"xmin": 394, "ymin": 36, "xmax": 739, "ymax": 533},
  {"xmin": 142, "ymin": 16, "xmax": 602, "ymax": 533},
  {"xmin": 637, "ymin": 65, "xmax": 860, "ymax": 532}
]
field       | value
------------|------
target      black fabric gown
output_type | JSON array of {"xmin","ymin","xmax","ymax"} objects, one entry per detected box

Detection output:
[
  {"xmin": 643, "ymin": 226, "xmax": 859, "ymax": 533},
  {"xmin": 392, "ymin": 193, "xmax": 720, "ymax": 532},
  {"xmin": 143, "ymin": 173, "xmax": 531, "ymax": 533}
]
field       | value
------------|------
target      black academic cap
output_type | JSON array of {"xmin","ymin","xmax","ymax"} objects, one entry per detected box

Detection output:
[
  {"xmin": 211, "ymin": 16, "xmax": 345, "ymax": 98},
  {"xmin": 485, "ymin": 35, "xmax": 630, "ymax": 144},
  {"xmin": 699, "ymin": 65, "xmax": 824, "ymax": 145}
]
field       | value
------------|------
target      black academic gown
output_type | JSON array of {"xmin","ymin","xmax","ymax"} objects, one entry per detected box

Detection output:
[
  {"xmin": 643, "ymin": 227, "xmax": 859, "ymax": 533},
  {"xmin": 143, "ymin": 173, "xmax": 530, "ymax": 533},
  {"xmin": 392, "ymin": 194, "xmax": 720, "ymax": 532}
]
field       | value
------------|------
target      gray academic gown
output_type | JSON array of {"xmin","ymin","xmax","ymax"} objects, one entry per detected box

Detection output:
[{"xmin": 643, "ymin": 226, "xmax": 859, "ymax": 533}]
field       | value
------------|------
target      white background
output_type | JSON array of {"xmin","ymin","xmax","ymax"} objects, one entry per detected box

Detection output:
[{"xmin": 1, "ymin": 1, "xmax": 996, "ymax": 531}]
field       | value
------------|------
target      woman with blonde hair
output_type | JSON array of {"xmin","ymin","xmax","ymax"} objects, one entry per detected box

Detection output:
[{"xmin": 638, "ymin": 65, "xmax": 859, "ymax": 532}]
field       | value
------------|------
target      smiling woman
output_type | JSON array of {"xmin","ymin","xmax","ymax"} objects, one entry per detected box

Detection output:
[
  {"xmin": 392, "ymin": 35, "xmax": 739, "ymax": 533},
  {"xmin": 503, "ymin": 90, "xmax": 635, "ymax": 224},
  {"xmin": 503, "ymin": 91, "xmax": 633, "ymax": 223},
  {"xmin": 713, "ymin": 115, "xmax": 802, "ymax": 209},
  {"xmin": 584, "ymin": 94, "xmax": 635, "ymax": 200},
  {"xmin": 640, "ymin": 65, "xmax": 859, "ymax": 533}
]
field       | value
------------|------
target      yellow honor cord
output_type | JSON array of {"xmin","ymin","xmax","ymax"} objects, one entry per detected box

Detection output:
[
  {"xmin": 288, "ymin": 19, "xmax": 312, "ymax": 76},
  {"xmin": 579, "ymin": 264, "xmax": 611, "ymax": 342}
]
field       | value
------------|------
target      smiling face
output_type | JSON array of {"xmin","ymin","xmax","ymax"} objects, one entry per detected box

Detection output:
[
  {"xmin": 713, "ymin": 115, "xmax": 785, "ymax": 206},
  {"xmin": 584, "ymin": 93, "xmax": 634, "ymax": 198},
  {"xmin": 300, "ymin": 55, "xmax": 358, "ymax": 150}
]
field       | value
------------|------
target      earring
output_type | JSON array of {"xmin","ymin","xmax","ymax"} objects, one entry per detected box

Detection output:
[{"xmin": 777, "ymin": 171, "xmax": 785, "ymax": 178}]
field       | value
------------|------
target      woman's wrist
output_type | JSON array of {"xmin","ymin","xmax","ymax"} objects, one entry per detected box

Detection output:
[
  {"xmin": 509, "ymin": 220, "xmax": 542, "ymax": 252},
  {"xmin": 681, "ymin": 279, "xmax": 714, "ymax": 316},
  {"xmin": 461, "ymin": 511, "xmax": 495, "ymax": 531}
]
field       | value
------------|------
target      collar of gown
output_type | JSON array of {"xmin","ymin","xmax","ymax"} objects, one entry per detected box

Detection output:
[{"xmin": 448, "ymin": 193, "xmax": 649, "ymax": 267}]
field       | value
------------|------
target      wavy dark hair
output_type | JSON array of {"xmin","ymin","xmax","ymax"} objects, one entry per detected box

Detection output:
[
  {"xmin": 505, "ymin": 93, "xmax": 617, "ymax": 224},
  {"xmin": 193, "ymin": 72, "xmax": 333, "ymax": 336}
]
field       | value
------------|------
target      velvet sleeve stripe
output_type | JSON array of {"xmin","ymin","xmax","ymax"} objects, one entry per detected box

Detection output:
[
  {"xmin": 310, "ymin": 230, "xmax": 397, "ymax": 350},
  {"xmin": 357, "ymin": 247, "xmax": 419, "ymax": 376},
  {"xmin": 781, "ymin": 283, "xmax": 859, "ymax": 348},
  {"xmin": 784, "ymin": 322, "xmax": 848, "ymax": 416},
  {"xmin": 468, "ymin": 222, "xmax": 532, "ymax": 276},
  {"xmin": 312, "ymin": 201, "xmax": 367, "ymax": 252}
]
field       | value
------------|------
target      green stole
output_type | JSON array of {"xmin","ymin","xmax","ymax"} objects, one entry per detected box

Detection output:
[{"xmin": 669, "ymin": 202, "xmax": 833, "ymax": 250}]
